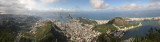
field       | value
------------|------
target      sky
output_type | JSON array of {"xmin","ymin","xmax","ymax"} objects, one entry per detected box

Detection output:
[{"xmin": 0, "ymin": 0, "xmax": 160, "ymax": 14}]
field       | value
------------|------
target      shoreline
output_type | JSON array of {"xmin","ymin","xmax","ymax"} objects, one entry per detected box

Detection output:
[
  {"xmin": 113, "ymin": 23, "xmax": 142, "ymax": 31},
  {"xmin": 107, "ymin": 23, "xmax": 142, "ymax": 40},
  {"xmin": 94, "ymin": 17, "xmax": 160, "ymax": 25},
  {"xmin": 128, "ymin": 17, "xmax": 160, "ymax": 21},
  {"xmin": 95, "ymin": 20, "xmax": 109, "ymax": 24}
]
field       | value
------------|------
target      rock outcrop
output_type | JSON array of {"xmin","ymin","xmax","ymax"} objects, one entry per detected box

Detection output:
[{"xmin": 66, "ymin": 14, "xmax": 73, "ymax": 19}]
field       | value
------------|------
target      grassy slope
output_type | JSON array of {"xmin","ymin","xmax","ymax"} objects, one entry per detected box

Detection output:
[
  {"xmin": 35, "ymin": 22, "xmax": 56, "ymax": 42},
  {"xmin": 20, "ymin": 22, "xmax": 68, "ymax": 42},
  {"xmin": 93, "ymin": 24, "xmax": 119, "ymax": 42},
  {"xmin": 93, "ymin": 24, "xmax": 117, "ymax": 33},
  {"xmin": 115, "ymin": 23, "xmax": 139, "ymax": 29}
]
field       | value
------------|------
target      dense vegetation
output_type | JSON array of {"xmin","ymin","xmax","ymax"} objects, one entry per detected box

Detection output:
[
  {"xmin": 0, "ymin": 20, "xmax": 21, "ymax": 42},
  {"xmin": 113, "ymin": 17, "xmax": 123, "ymax": 20},
  {"xmin": 19, "ymin": 22, "xmax": 68, "ymax": 42},
  {"xmin": 96, "ymin": 33, "xmax": 121, "ymax": 42},
  {"xmin": 35, "ymin": 22, "xmax": 67, "ymax": 42},
  {"xmin": 108, "ymin": 17, "xmax": 129, "ymax": 25},
  {"xmin": 0, "ymin": 14, "xmax": 40, "ymax": 42},
  {"xmin": 93, "ymin": 17, "xmax": 134, "ymax": 33},
  {"xmin": 0, "ymin": 29, "xmax": 15, "ymax": 42},
  {"xmin": 108, "ymin": 17, "xmax": 139, "ymax": 29},
  {"xmin": 36, "ymin": 22, "xmax": 67, "ymax": 42},
  {"xmin": 133, "ymin": 28, "xmax": 160, "ymax": 42},
  {"xmin": 93, "ymin": 23, "xmax": 119, "ymax": 42},
  {"xmin": 0, "ymin": 14, "xmax": 68, "ymax": 42}
]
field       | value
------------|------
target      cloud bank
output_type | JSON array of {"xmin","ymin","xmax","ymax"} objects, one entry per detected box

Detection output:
[
  {"xmin": 0, "ymin": 0, "xmax": 28, "ymax": 14},
  {"xmin": 0, "ymin": 0, "xmax": 75, "ymax": 14},
  {"xmin": 111, "ymin": 3, "xmax": 160, "ymax": 10}
]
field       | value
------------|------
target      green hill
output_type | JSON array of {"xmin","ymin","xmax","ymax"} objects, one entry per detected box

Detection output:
[
  {"xmin": 35, "ymin": 22, "xmax": 67, "ymax": 42},
  {"xmin": 76, "ymin": 17, "xmax": 97, "ymax": 25},
  {"xmin": 0, "ymin": 20, "xmax": 20, "ymax": 42},
  {"xmin": 108, "ymin": 17, "xmax": 129, "ymax": 25}
]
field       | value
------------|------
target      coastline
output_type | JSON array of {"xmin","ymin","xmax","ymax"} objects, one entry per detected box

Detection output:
[
  {"xmin": 128, "ymin": 17, "xmax": 160, "ymax": 21},
  {"xmin": 94, "ymin": 17, "xmax": 143, "ymax": 41},
  {"xmin": 113, "ymin": 23, "xmax": 142, "ymax": 31},
  {"xmin": 95, "ymin": 20, "xmax": 109, "ymax": 24},
  {"xmin": 94, "ymin": 16, "xmax": 160, "ymax": 25},
  {"xmin": 109, "ymin": 23, "xmax": 142, "ymax": 38}
]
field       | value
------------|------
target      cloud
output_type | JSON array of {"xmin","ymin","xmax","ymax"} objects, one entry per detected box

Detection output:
[
  {"xmin": 148, "ymin": 3, "xmax": 160, "ymax": 8},
  {"xmin": 90, "ymin": 0, "xmax": 109, "ymax": 9},
  {"xmin": 40, "ymin": 0, "xmax": 59, "ymax": 5},
  {"xmin": 33, "ymin": 8, "xmax": 75, "ymax": 12},
  {"xmin": 110, "ymin": 3, "xmax": 140, "ymax": 10},
  {"xmin": 110, "ymin": 3, "xmax": 160, "ymax": 10},
  {"xmin": 0, "ymin": 0, "xmax": 76, "ymax": 14},
  {"xmin": 0, "ymin": 0, "xmax": 28, "ymax": 14},
  {"xmin": 120, "ymin": 3, "xmax": 139, "ymax": 10},
  {"xmin": 19, "ymin": 0, "xmax": 37, "ymax": 10}
]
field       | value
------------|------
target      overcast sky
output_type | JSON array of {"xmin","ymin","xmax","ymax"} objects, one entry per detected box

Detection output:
[{"xmin": 0, "ymin": 0, "xmax": 160, "ymax": 14}]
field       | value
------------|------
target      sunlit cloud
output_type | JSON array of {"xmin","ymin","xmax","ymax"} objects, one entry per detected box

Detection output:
[
  {"xmin": 0, "ymin": 0, "xmax": 76, "ymax": 14},
  {"xmin": 0, "ymin": 0, "xmax": 160, "ymax": 14},
  {"xmin": 19, "ymin": 0, "xmax": 37, "ymax": 10},
  {"xmin": 90, "ymin": 0, "xmax": 109, "ymax": 9}
]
